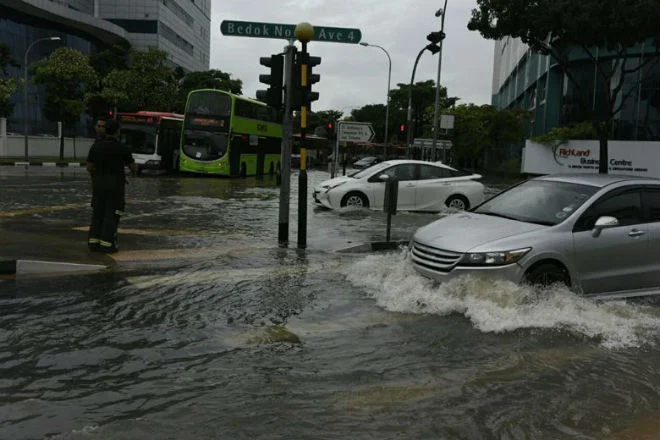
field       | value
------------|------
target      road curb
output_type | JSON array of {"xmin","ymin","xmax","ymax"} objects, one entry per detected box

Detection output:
[
  {"xmin": 1, "ymin": 162, "xmax": 85, "ymax": 167},
  {"xmin": 0, "ymin": 259, "xmax": 107, "ymax": 275},
  {"xmin": 336, "ymin": 240, "xmax": 409, "ymax": 253}
]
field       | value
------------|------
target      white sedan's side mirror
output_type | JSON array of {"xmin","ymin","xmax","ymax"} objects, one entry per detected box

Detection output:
[
  {"xmin": 378, "ymin": 174, "xmax": 390, "ymax": 181},
  {"xmin": 592, "ymin": 215, "xmax": 619, "ymax": 237}
]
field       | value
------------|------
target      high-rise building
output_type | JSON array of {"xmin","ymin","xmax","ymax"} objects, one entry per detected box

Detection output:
[
  {"xmin": 98, "ymin": 0, "xmax": 211, "ymax": 72},
  {"xmin": 491, "ymin": 37, "xmax": 659, "ymax": 142},
  {"xmin": 0, "ymin": 0, "xmax": 210, "ymax": 136}
]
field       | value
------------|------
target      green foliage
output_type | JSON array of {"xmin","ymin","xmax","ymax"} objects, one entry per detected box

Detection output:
[
  {"xmin": 467, "ymin": 0, "xmax": 659, "ymax": 55},
  {"xmin": 496, "ymin": 157, "xmax": 522, "ymax": 174},
  {"xmin": 449, "ymin": 104, "xmax": 529, "ymax": 166},
  {"xmin": 31, "ymin": 47, "xmax": 97, "ymax": 127},
  {"xmin": 531, "ymin": 122, "xmax": 597, "ymax": 144},
  {"xmin": 388, "ymin": 80, "xmax": 459, "ymax": 140},
  {"xmin": 0, "ymin": 42, "xmax": 19, "ymax": 118},
  {"xmin": 99, "ymin": 48, "xmax": 177, "ymax": 112},
  {"xmin": 175, "ymin": 70, "xmax": 242, "ymax": 113},
  {"xmin": 0, "ymin": 77, "xmax": 18, "ymax": 118}
]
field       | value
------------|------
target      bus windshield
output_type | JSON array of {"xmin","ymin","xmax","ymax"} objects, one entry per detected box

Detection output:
[
  {"xmin": 120, "ymin": 124, "xmax": 156, "ymax": 154},
  {"xmin": 183, "ymin": 130, "xmax": 229, "ymax": 161}
]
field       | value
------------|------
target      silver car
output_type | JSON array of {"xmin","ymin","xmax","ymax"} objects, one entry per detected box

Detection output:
[{"xmin": 410, "ymin": 174, "xmax": 660, "ymax": 299}]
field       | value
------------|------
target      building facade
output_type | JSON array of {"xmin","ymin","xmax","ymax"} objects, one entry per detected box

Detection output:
[
  {"xmin": 0, "ymin": 0, "xmax": 210, "ymax": 137},
  {"xmin": 98, "ymin": 0, "xmax": 211, "ymax": 73},
  {"xmin": 491, "ymin": 37, "xmax": 660, "ymax": 142}
]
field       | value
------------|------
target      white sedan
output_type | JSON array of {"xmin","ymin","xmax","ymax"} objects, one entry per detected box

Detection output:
[{"xmin": 313, "ymin": 160, "xmax": 484, "ymax": 211}]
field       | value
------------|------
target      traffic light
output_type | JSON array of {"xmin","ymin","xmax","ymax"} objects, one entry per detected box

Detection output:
[
  {"xmin": 400, "ymin": 123, "xmax": 406, "ymax": 133},
  {"xmin": 256, "ymin": 54, "xmax": 284, "ymax": 110},
  {"xmin": 426, "ymin": 31, "xmax": 445, "ymax": 54},
  {"xmin": 326, "ymin": 122, "xmax": 336, "ymax": 140},
  {"xmin": 291, "ymin": 52, "xmax": 321, "ymax": 111}
]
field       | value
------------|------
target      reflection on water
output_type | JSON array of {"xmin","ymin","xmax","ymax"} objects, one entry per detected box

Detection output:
[{"xmin": 3, "ymin": 169, "xmax": 660, "ymax": 439}]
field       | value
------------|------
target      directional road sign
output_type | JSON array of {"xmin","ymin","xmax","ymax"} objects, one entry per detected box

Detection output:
[
  {"xmin": 220, "ymin": 20, "xmax": 362, "ymax": 44},
  {"xmin": 338, "ymin": 122, "xmax": 375, "ymax": 143}
]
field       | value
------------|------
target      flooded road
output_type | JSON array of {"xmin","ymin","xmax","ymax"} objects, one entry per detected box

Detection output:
[{"xmin": 2, "ymin": 168, "xmax": 660, "ymax": 439}]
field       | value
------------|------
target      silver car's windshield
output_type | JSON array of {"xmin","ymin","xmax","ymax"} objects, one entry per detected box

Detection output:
[{"xmin": 474, "ymin": 180, "xmax": 598, "ymax": 225}]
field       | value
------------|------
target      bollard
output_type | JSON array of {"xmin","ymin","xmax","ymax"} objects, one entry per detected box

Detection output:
[{"xmin": 382, "ymin": 176, "xmax": 398, "ymax": 242}]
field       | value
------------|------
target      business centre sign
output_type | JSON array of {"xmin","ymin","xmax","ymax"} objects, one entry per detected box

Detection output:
[{"xmin": 522, "ymin": 140, "xmax": 660, "ymax": 177}]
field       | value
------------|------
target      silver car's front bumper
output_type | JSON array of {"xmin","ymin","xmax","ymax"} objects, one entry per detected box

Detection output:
[{"xmin": 409, "ymin": 241, "xmax": 525, "ymax": 284}]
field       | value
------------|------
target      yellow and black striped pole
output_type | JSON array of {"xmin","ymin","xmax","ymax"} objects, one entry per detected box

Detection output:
[{"xmin": 295, "ymin": 22, "xmax": 314, "ymax": 250}]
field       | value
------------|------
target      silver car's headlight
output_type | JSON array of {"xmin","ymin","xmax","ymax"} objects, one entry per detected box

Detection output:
[
  {"xmin": 323, "ymin": 181, "xmax": 346, "ymax": 192},
  {"xmin": 458, "ymin": 248, "xmax": 531, "ymax": 266}
]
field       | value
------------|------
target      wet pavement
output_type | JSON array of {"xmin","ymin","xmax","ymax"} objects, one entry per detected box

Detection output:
[{"xmin": 2, "ymin": 167, "xmax": 660, "ymax": 439}]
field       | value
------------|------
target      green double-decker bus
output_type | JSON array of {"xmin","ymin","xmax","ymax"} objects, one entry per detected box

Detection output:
[{"xmin": 179, "ymin": 89, "xmax": 282, "ymax": 176}]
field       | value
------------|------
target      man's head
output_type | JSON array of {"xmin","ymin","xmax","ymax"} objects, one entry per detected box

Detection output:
[
  {"xmin": 106, "ymin": 119, "xmax": 120, "ymax": 139},
  {"xmin": 95, "ymin": 118, "xmax": 107, "ymax": 138}
]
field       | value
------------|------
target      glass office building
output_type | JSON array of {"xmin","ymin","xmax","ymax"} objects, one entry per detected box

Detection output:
[{"xmin": 491, "ymin": 37, "xmax": 660, "ymax": 141}]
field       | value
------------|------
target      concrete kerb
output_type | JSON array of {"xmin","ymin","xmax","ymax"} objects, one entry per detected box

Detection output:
[
  {"xmin": 3, "ymin": 162, "xmax": 84, "ymax": 167},
  {"xmin": 0, "ymin": 259, "xmax": 107, "ymax": 276},
  {"xmin": 336, "ymin": 240, "xmax": 409, "ymax": 253}
]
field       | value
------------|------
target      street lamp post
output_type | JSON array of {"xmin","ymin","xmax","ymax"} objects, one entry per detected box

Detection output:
[
  {"xmin": 407, "ymin": 47, "xmax": 428, "ymax": 158},
  {"xmin": 359, "ymin": 42, "xmax": 391, "ymax": 159},
  {"xmin": 431, "ymin": 0, "xmax": 448, "ymax": 162},
  {"xmin": 24, "ymin": 36, "xmax": 62, "ymax": 161}
]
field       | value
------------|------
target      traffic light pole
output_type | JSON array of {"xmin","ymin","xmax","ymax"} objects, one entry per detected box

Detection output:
[
  {"xmin": 297, "ymin": 42, "xmax": 309, "ymax": 249},
  {"xmin": 431, "ymin": 0, "xmax": 448, "ymax": 163},
  {"xmin": 278, "ymin": 42, "xmax": 295, "ymax": 247}
]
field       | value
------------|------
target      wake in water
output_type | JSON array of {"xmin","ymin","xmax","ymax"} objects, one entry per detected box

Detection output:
[{"xmin": 342, "ymin": 250, "xmax": 660, "ymax": 349}]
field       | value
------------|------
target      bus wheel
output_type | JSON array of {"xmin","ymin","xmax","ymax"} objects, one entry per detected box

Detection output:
[{"xmin": 240, "ymin": 162, "xmax": 247, "ymax": 178}]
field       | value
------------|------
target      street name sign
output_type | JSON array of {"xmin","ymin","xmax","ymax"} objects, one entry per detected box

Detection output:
[
  {"xmin": 220, "ymin": 20, "xmax": 362, "ymax": 44},
  {"xmin": 338, "ymin": 122, "xmax": 375, "ymax": 143}
]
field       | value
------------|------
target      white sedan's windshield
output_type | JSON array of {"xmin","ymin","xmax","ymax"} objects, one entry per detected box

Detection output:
[
  {"xmin": 351, "ymin": 162, "xmax": 390, "ymax": 179},
  {"xmin": 474, "ymin": 180, "xmax": 598, "ymax": 225}
]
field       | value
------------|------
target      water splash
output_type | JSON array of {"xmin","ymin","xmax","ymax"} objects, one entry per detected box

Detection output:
[{"xmin": 342, "ymin": 251, "xmax": 660, "ymax": 349}]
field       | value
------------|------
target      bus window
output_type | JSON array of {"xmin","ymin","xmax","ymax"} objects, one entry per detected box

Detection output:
[{"xmin": 121, "ymin": 125, "xmax": 156, "ymax": 154}]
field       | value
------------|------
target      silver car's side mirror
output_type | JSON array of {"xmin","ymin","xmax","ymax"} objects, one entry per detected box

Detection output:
[
  {"xmin": 378, "ymin": 174, "xmax": 390, "ymax": 181},
  {"xmin": 592, "ymin": 215, "xmax": 619, "ymax": 238}
]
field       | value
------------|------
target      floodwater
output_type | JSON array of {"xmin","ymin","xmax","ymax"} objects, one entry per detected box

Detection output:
[{"xmin": 2, "ymin": 167, "xmax": 660, "ymax": 440}]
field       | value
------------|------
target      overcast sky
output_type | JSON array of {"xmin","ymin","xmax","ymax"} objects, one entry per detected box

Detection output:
[{"xmin": 210, "ymin": 0, "xmax": 495, "ymax": 115}]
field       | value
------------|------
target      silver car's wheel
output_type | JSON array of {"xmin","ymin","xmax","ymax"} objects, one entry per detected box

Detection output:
[
  {"xmin": 341, "ymin": 192, "xmax": 369, "ymax": 208},
  {"xmin": 524, "ymin": 263, "xmax": 571, "ymax": 288},
  {"xmin": 445, "ymin": 195, "xmax": 469, "ymax": 210}
]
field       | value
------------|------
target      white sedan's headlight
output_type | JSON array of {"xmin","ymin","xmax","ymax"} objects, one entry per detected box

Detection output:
[
  {"xmin": 459, "ymin": 248, "xmax": 531, "ymax": 266},
  {"xmin": 322, "ymin": 181, "xmax": 346, "ymax": 192}
]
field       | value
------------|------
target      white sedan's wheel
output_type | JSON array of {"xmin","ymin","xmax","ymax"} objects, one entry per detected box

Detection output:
[
  {"xmin": 445, "ymin": 195, "xmax": 469, "ymax": 210},
  {"xmin": 341, "ymin": 192, "xmax": 369, "ymax": 208}
]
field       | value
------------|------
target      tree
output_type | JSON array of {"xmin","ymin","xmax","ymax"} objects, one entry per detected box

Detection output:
[
  {"xmin": 0, "ymin": 42, "xmax": 19, "ymax": 118},
  {"xmin": 449, "ymin": 104, "xmax": 529, "ymax": 169},
  {"xmin": 31, "ymin": 47, "xmax": 97, "ymax": 159},
  {"xmin": 86, "ymin": 44, "xmax": 130, "ymax": 118},
  {"xmin": 101, "ymin": 48, "xmax": 177, "ymax": 112},
  {"xmin": 388, "ymin": 80, "xmax": 459, "ymax": 142},
  {"xmin": 175, "ymin": 69, "xmax": 242, "ymax": 112},
  {"xmin": 468, "ymin": 0, "xmax": 660, "ymax": 173}
]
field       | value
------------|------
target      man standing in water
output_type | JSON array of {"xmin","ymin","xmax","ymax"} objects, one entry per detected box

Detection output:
[{"xmin": 86, "ymin": 118, "xmax": 137, "ymax": 253}]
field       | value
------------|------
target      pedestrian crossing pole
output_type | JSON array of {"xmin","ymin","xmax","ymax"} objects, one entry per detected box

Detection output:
[{"xmin": 295, "ymin": 22, "xmax": 314, "ymax": 250}]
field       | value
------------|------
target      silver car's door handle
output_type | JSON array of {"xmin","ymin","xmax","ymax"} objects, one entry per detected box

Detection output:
[{"xmin": 628, "ymin": 229, "xmax": 646, "ymax": 237}]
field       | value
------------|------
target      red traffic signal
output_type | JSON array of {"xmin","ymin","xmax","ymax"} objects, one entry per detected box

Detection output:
[
  {"xmin": 327, "ymin": 122, "xmax": 333, "ymax": 130},
  {"xmin": 400, "ymin": 124, "xmax": 406, "ymax": 132}
]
